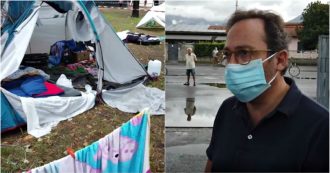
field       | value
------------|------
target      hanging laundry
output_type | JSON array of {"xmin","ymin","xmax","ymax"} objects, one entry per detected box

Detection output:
[{"xmin": 25, "ymin": 111, "xmax": 151, "ymax": 173}]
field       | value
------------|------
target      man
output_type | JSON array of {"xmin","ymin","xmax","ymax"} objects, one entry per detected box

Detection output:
[
  {"xmin": 212, "ymin": 47, "xmax": 219, "ymax": 65},
  {"xmin": 205, "ymin": 10, "xmax": 329, "ymax": 172},
  {"xmin": 184, "ymin": 48, "xmax": 197, "ymax": 86},
  {"xmin": 184, "ymin": 97, "xmax": 196, "ymax": 121}
]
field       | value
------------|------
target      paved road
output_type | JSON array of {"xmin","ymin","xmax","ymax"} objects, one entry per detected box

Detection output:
[
  {"xmin": 165, "ymin": 64, "xmax": 319, "ymax": 172},
  {"xmin": 166, "ymin": 128, "xmax": 211, "ymax": 172},
  {"xmin": 166, "ymin": 64, "xmax": 317, "ymax": 98}
]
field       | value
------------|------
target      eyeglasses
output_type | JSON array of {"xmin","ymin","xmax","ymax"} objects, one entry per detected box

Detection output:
[{"xmin": 220, "ymin": 49, "xmax": 274, "ymax": 66}]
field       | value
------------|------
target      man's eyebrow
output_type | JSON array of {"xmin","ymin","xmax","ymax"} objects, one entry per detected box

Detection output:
[
  {"xmin": 235, "ymin": 45, "xmax": 255, "ymax": 50},
  {"xmin": 223, "ymin": 45, "xmax": 255, "ymax": 51}
]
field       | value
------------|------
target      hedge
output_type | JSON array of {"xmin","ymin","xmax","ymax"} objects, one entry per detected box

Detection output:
[{"xmin": 193, "ymin": 41, "xmax": 225, "ymax": 57}]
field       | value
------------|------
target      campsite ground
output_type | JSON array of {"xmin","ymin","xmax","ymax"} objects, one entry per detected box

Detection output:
[{"xmin": 1, "ymin": 7, "xmax": 165, "ymax": 172}]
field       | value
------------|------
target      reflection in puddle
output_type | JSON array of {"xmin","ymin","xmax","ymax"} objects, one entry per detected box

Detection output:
[
  {"xmin": 184, "ymin": 97, "xmax": 196, "ymax": 121},
  {"xmin": 166, "ymin": 84, "xmax": 233, "ymax": 127},
  {"xmin": 202, "ymin": 83, "xmax": 226, "ymax": 88}
]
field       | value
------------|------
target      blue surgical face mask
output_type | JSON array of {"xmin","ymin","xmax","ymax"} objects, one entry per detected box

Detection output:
[{"xmin": 225, "ymin": 53, "xmax": 278, "ymax": 102}]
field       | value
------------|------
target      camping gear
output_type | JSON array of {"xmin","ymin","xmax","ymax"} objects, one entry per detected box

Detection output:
[
  {"xmin": 34, "ymin": 82, "xmax": 65, "ymax": 97},
  {"xmin": 2, "ymin": 75, "xmax": 47, "ymax": 97},
  {"xmin": 125, "ymin": 32, "xmax": 160, "ymax": 45},
  {"xmin": 1, "ymin": 93, "xmax": 26, "ymax": 133},
  {"xmin": 57, "ymin": 85, "xmax": 82, "ymax": 97},
  {"xmin": 49, "ymin": 39, "xmax": 81, "ymax": 65},
  {"xmin": 21, "ymin": 54, "xmax": 49, "ymax": 69},
  {"xmin": 3, "ymin": 66, "xmax": 50, "ymax": 82},
  {"xmin": 56, "ymin": 74, "xmax": 73, "ymax": 88},
  {"xmin": 71, "ymin": 51, "xmax": 90, "ymax": 62},
  {"xmin": 136, "ymin": 3, "xmax": 165, "ymax": 29},
  {"xmin": 2, "ymin": 75, "xmax": 66, "ymax": 98},
  {"xmin": 0, "ymin": 0, "xmax": 163, "ymax": 137},
  {"xmin": 139, "ymin": 35, "xmax": 160, "ymax": 45},
  {"xmin": 25, "ymin": 111, "xmax": 151, "ymax": 173},
  {"xmin": 147, "ymin": 60, "xmax": 161, "ymax": 77},
  {"xmin": 20, "ymin": 75, "xmax": 47, "ymax": 96}
]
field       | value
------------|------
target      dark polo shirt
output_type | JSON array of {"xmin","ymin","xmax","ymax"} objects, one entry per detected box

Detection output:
[{"xmin": 206, "ymin": 77, "xmax": 329, "ymax": 172}]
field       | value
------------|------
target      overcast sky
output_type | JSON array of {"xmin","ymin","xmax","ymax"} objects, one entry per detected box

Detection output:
[{"xmin": 166, "ymin": 0, "xmax": 329, "ymax": 25}]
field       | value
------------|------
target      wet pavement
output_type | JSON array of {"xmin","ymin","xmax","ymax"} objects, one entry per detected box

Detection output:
[
  {"xmin": 165, "ymin": 64, "xmax": 319, "ymax": 172},
  {"xmin": 166, "ymin": 128, "xmax": 212, "ymax": 172},
  {"xmin": 165, "ymin": 84, "xmax": 232, "ymax": 127}
]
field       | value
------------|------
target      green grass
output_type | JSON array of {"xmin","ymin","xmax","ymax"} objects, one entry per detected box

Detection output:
[{"xmin": 100, "ymin": 8, "xmax": 164, "ymax": 36}]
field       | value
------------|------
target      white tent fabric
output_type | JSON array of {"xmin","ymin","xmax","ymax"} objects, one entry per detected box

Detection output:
[
  {"xmin": 27, "ymin": 4, "xmax": 68, "ymax": 54},
  {"xmin": 136, "ymin": 3, "xmax": 165, "ymax": 28},
  {"xmin": 102, "ymin": 83, "xmax": 165, "ymax": 115},
  {"xmin": 0, "ymin": 7, "xmax": 40, "ymax": 81},
  {"xmin": 84, "ymin": 5, "xmax": 147, "ymax": 84},
  {"xmin": 24, "ymin": 3, "xmax": 147, "ymax": 85},
  {"xmin": 1, "ymin": 88, "xmax": 96, "ymax": 138}
]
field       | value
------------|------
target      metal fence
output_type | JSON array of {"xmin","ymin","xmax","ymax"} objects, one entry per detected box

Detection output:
[{"xmin": 316, "ymin": 35, "xmax": 329, "ymax": 109}]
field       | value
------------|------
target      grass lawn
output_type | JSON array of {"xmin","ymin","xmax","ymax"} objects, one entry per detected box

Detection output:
[
  {"xmin": 1, "ymin": 7, "xmax": 165, "ymax": 173},
  {"xmin": 100, "ymin": 7, "xmax": 165, "ymax": 36}
]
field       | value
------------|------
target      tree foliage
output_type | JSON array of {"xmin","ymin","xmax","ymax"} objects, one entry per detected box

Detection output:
[
  {"xmin": 297, "ymin": 1, "xmax": 329, "ymax": 50},
  {"xmin": 194, "ymin": 41, "xmax": 225, "ymax": 57}
]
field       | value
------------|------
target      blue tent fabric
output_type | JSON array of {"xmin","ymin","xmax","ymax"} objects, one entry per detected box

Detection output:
[
  {"xmin": 1, "ymin": 0, "xmax": 35, "ymax": 52},
  {"xmin": 1, "ymin": 92, "xmax": 26, "ymax": 133},
  {"xmin": 43, "ymin": 1, "xmax": 72, "ymax": 13}
]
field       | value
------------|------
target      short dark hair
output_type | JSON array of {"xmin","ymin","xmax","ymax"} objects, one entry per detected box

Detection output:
[{"xmin": 226, "ymin": 10, "xmax": 289, "ymax": 74}]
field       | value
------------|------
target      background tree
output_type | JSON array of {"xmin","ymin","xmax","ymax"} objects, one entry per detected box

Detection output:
[
  {"xmin": 297, "ymin": 1, "xmax": 329, "ymax": 50},
  {"xmin": 131, "ymin": 0, "xmax": 139, "ymax": 17}
]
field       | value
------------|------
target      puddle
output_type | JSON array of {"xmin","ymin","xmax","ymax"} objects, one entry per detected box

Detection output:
[
  {"xmin": 201, "ymin": 83, "xmax": 226, "ymax": 88},
  {"xmin": 166, "ymin": 84, "xmax": 233, "ymax": 127}
]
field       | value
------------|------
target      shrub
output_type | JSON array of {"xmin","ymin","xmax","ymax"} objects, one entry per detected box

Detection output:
[{"xmin": 194, "ymin": 41, "xmax": 225, "ymax": 57}]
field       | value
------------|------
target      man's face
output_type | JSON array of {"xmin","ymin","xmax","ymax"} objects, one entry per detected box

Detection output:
[
  {"xmin": 187, "ymin": 49, "xmax": 192, "ymax": 55},
  {"xmin": 224, "ymin": 18, "xmax": 276, "ymax": 82}
]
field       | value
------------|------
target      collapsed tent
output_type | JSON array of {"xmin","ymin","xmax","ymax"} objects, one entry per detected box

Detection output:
[
  {"xmin": 25, "ymin": 111, "xmax": 150, "ymax": 173},
  {"xmin": 0, "ymin": 0, "xmax": 164, "ymax": 137},
  {"xmin": 1, "ymin": 92, "xmax": 26, "ymax": 133},
  {"xmin": 136, "ymin": 3, "xmax": 165, "ymax": 29}
]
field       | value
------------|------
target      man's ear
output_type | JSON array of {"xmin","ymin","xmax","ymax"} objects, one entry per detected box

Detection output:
[{"xmin": 275, "ymin": 50, "xmax": 289, "ymax": 73}]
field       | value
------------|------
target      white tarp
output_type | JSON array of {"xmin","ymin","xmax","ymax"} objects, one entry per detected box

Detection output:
[
  {"xmin": 116, "ymin": 30, "xmax": 130, "ymax": 41},
  {"xmin": 1, "ymin": 88, "xmax": 96, "ymax": 138},
  {"xmin": 136, "ymin": 3, "xmax": 165, "ymax": 28},
  {"xmin": 102, "ymin": 83, "xmax": 165, "ymax": 115}
]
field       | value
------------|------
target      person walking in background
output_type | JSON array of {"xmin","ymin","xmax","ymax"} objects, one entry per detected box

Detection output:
[
  {"xmin": 205, "ymin": 9, "xmax": 329, "ymax": 172},
  {"xmin": 184, "ymin": 48, "xmax": 197, "ymax": 86},
  {"xmin": 212, "ymin": 47, "xmax": 219, "ymax": 65}
]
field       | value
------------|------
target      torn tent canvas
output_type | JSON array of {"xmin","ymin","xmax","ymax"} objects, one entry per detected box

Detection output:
[{"xmin": 26, "ymin": 111, "xmax": 150, "ymax": 173}]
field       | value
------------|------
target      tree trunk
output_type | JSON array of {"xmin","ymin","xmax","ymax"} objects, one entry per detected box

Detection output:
[{"xmin": 131, "ymin": 0, "xmax": 139, "ymax": 18}]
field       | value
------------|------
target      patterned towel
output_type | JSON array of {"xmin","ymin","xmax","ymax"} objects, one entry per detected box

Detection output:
[{"xmin": 26, "ymin": 111, "xmax": 150, "ymax": 173}]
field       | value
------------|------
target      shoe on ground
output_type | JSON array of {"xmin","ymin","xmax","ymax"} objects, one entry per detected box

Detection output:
[{"xmin": 184, "ymin": 82, "xmax": 189, "ymax": 86}]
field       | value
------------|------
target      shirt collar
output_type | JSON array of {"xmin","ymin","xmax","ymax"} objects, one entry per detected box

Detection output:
[
  {"xmin": 232, "ymin": 77, "xmax": 303, "ymax": 117},
  {"xmin": 276, "ymin": 77, "xmax": 303, "ymax": 117}
]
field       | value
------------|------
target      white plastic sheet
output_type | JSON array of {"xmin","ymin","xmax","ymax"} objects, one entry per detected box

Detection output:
[
  {"xmin": 1, "ymin": 88, "xmax": 96, "ymax": 138},
  {"xmin": 102, "ymin": 84, "xmax": 165, "ymax": 115}
]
